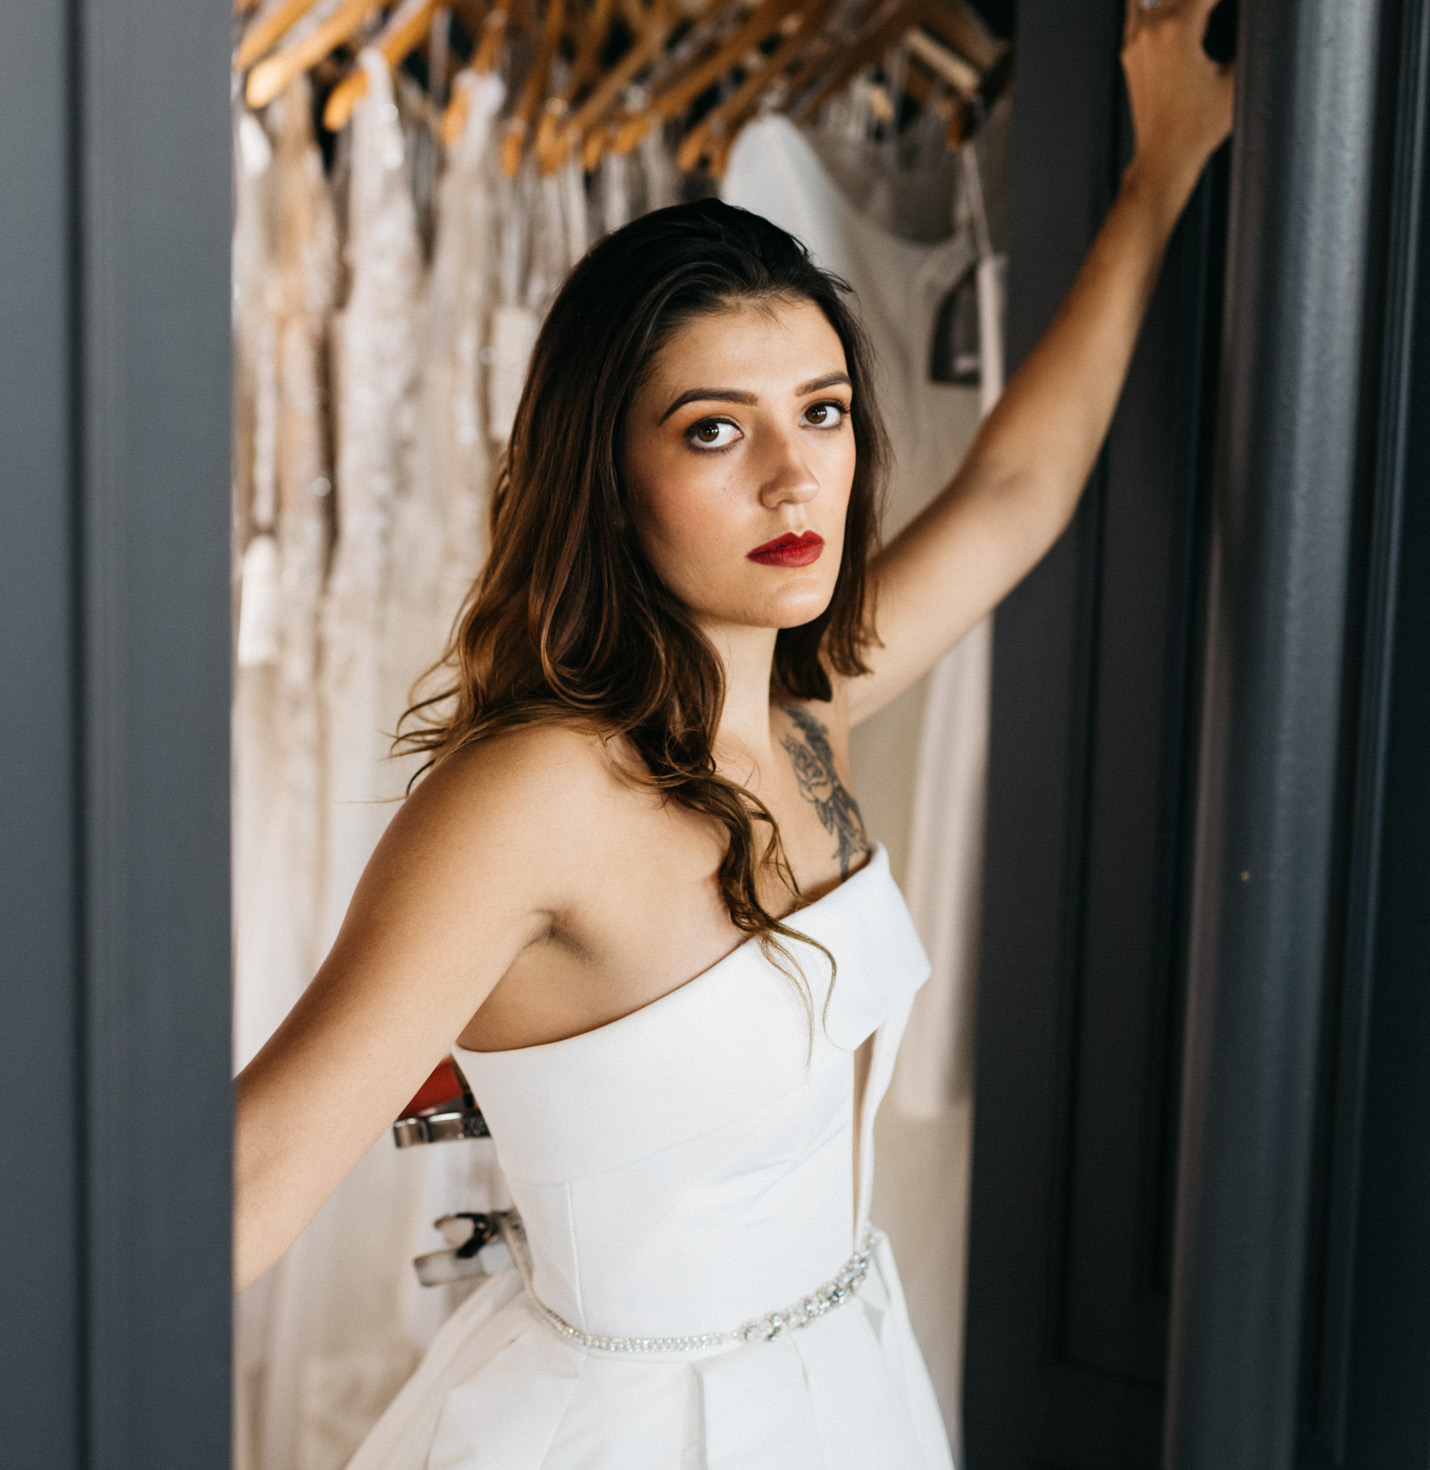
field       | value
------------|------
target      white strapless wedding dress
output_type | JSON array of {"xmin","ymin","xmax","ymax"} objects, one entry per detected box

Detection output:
[{"xmin": 345, "ymin": 845, "xmax": 955, "ymax": 1469}]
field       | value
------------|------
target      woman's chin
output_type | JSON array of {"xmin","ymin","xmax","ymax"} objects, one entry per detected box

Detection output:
[{"xmin": 737, "ymin": 587, "xmax": 838, "ymax": 631}]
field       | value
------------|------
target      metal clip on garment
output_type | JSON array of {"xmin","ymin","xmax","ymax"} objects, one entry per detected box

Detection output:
[
  {"xmin": 392, "ymin": 1053, "xmax": 491, "ymax": 1146},
  {"xmin": 395, "ymin": 1055, "xmax": 506, "ymax": 1286}
]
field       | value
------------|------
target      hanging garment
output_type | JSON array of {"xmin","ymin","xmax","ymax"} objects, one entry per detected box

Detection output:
[
  {"xmin": 234, "ymin": 76, "xmax": 344, "ymax": 1470},
  {"xmin": 486, "ymin": 148, "xmax": 594, "ymax": 446},
  {"xmin": 722, "ymin": 114, "xmax": 986, "ymax": 1450},
  {"xmin": 486, "ymin": 169, "xmax": 539, "ymax": 447},
  {"xmin": 810, "ymin": 78, "xmax": 961, "ymax": 245},
  {"xmin": 232, "ymin": 98, "xmax": 280, "ymax": 1066},
  {"xmin": 345, "ymin": 847, "xmax": 954, "ymax": 1470},
  {"xmin": 231, "ymin": 97, "xmax": 279, "ymax": 1470},
  {"xmin": 637, "ymin": 122, "xmax": 682, "ymax": 214},
  {"xmin": 235, "ymin": 79, "xmax": 341, "ymax": 1074},
  {"xmin": 252, "ymin": 54, "xmax": 440, "ymax": 1470},
  {"xmin": 897, "ymin": 143, "xmax": 1006, "ymax": 1122},
  {"xmin": 407, "ymin": 70, "xmax": 505, "ymax": 660},
  {"xmin": 319, "ymin": 48, "xmax": 426, "ymax": 939},
  {"xmin": 597, "ymin": 150, "xmax": 631, "ymax": 237}
]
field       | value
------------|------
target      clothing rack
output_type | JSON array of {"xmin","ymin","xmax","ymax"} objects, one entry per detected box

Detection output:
[{"xmin": 235, "ymin": 0, "xmax": 1010, "ymax": 177}]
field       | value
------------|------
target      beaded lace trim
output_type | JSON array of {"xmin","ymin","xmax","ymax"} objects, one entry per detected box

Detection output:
[{"xmin": 496, "ymin": 1212, "xmax": 877, "ymax": 1355}]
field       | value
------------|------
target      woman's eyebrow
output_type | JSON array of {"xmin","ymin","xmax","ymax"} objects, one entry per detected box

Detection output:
[
  {"xmin": 796, "ymin": 372, "xmax": 852, "ymax": 395},
  {"xmin": 659, "ymin": 372, "xmax": 852, "ymax": 423},
  {"xmin": 659, "ymin": 388, "xmax": 757, "ymax": 423}
]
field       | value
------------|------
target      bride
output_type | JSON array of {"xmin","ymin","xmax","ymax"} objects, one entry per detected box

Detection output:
[{"xmin": 236, "ymin": 4, "xmax": 1232, "ymax": 1464}]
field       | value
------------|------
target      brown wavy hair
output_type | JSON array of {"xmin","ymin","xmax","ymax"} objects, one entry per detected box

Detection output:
[{"xmin": 399, "ymin": 199, "xmax": 888, "ymax": 993}]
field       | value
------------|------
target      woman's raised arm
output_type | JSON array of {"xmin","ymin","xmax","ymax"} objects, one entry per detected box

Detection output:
[
  {"xmin": 851, "ymin": 0, "xmax": 1234, "ymax": 723},
  {"xmin": 232, "ymin": 727, "xmax": 604, "ymax": 1291}
]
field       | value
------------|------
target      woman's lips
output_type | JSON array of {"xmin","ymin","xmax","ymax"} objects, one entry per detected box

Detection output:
[{"xmin": 746, "ymin": 530, "xmax": 825, "ymax": 568}]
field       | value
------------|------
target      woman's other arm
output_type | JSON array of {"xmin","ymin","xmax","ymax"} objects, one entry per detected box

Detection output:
[
  {"xmin": 233, "ymin": 728, "xmax": 603, "ymax": 1290},
  {"xmin": 851, "ymin": 0, "xmax": 1234, "ymax": 722}
]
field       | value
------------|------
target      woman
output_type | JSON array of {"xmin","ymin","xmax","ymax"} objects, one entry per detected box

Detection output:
[{"xmin": 237, "ymin": 3, "xmax": 1233, "ymax": 1464}]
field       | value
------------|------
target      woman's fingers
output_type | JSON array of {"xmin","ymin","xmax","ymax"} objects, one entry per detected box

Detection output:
[{"xmin": 1121, "ymin": 0, "xmax": 1235, "ymax": 184}]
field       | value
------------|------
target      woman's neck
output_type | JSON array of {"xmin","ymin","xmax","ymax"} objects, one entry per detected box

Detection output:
[{"xmin": 703, "ymin": 620, "xmax": 781, "ymax": 774}]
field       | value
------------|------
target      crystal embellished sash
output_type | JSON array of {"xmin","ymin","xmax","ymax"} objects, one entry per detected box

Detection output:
[{"xmin": 496, "ymin": 1211, "xmax": 877, "ymax": 1355}]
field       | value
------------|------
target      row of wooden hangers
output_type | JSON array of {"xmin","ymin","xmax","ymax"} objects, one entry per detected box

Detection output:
[{"xmin": 234, "ymin": 0, "xmax": 1010, "ymax": 178}]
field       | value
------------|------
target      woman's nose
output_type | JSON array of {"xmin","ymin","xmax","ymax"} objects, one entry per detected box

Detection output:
[{"xmin": 757, "ymin": 431, "xmax": 819, "ymax": 508}]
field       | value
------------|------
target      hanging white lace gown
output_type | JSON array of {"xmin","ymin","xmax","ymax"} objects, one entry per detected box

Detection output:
[
  {"xmin": 234, "ymin": 76, "xmax": 343, "ymax": 1470},
  {"xmin": 346, "ymin": 847, "xmax": 955, "ymax": 1470},
  {"xmin": 319, "ymin": 49, "xmax": 425, "ymax": 939},
  {"xmin": 252, "ymin": 54, "xmax": 441, "ymax": 1470},
  {"xmin": 231, "ymin": 96, "xmax": 279, "ymax": 1470},
  {"xmin": 425, "ymin": 73, "xmax": 506, "ymax": 625},
  {"xmin": 898, "ymin": 144, "xmax": 1005, "ymax": 1123},
  {"xmin": 232, "ymin": 99, "xmax": 280, "ymax": 1064},
  {"xmin": 234, "ymin": 81, "xmax": 340, "ymax": 1074}
]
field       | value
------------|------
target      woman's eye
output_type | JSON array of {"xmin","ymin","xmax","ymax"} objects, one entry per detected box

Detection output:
[
  {"xmin": 687, "ymin": 418, "xmax": 740, "ymax": 450},
  {"xmin": 803, "ymin": 400, "xmax": 849, "ymax": 429}
]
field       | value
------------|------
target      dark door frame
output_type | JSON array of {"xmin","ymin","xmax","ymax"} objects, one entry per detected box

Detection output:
[
  {"xmin": 963, "ymin": 2, "xmax": 1229, "ymax": 1461},
  {"xmin": 1, "ymin": 1, "xmax": 234, "ymax": 1465}
]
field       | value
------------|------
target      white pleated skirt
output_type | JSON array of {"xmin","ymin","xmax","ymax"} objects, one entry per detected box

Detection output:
[{"xmin": 344, "ymin": 1230, "xmax": 954, "ymax": 1470}]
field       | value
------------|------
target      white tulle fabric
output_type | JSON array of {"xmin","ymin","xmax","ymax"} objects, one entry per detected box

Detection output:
[{"xmin": 345, "ymin": 847, "xmax": 955, "ymax": 1469}]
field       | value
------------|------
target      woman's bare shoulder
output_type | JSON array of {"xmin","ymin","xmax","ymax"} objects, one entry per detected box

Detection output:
[
  {"xmin": 399, "ymin": 723, "xmax": 639, "ymax": 841},
  {"xmin": 321, "ymin": 723, "xmax": 649, "ymax": 998}
]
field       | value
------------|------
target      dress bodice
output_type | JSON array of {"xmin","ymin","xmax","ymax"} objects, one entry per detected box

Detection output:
[{"xmin": 453, "ymin": 845, "xmax": 930, "ymax": 1347}]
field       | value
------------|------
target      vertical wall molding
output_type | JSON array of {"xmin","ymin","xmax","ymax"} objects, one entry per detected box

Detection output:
[
  {"xmin": 0, "ymin": 0, "xmax": 83, "ymax": 1460},
  {"xmin": 964, "ymin": 4, "xmax": 1230, "ymax": 1465},
  {"xmin": 77, "ymin": 0, "xmax": 234, "ymax": 1461},
  {"xmin": 1163, "ymin": 1, "xmax": 1386, "ymax": 1466}
]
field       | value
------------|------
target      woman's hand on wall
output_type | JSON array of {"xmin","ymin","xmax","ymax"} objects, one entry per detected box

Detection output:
[{"xmin": 1122, "ymin": 0, "xmax": 1237, "ymax": 205}]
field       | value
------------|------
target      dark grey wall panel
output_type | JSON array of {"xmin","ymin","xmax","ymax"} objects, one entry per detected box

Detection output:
[
  {"xmin": 0, "ymin": 1, "xmax": 82, "ymax": 1465},
  {"xmin": 0, "ymin": 0, "xmax": 233, "ymax": 1464},
  {"xmin": 79, "ymin": 0, "xmax": 235, "ymax": 1465}
]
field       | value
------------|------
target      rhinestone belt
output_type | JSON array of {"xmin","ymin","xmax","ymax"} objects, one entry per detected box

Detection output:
[{"xmin": 496, "ymin": 1212, "xmax": 877, "ymax": 1355}]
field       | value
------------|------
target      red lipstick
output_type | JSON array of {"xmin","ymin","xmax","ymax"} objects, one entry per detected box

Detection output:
[{"xmin": 746, "ymin": 530, "xmax": 825, "ymax": 568}]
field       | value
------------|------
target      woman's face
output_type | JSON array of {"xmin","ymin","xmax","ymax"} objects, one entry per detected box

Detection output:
[{"xmin": 622, "ymin": 296, "xmax": 857, "ymax": 638}]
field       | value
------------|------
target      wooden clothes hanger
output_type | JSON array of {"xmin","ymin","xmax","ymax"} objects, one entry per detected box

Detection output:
[
  {"xmin": 747, "ymin": 0, "xmax": 878, "ymax": 125},
  {"xmin": 604, "ymin": 0, "xmax": 804, "ymax": 158},
  {"xmin": 236, "ymin": 0, "xmax": 330, "ymax": 72},
  {"xmin": 442, "ymin": 5, "xmax": 516, "ymax": 143},
  {"xmin": 568, "ymin": 0, "xmax": 684, "ymax": 171},
  {"xmin": 323, "ymin": 0, "xmax": 445, "ymax": 130},
  {"xmin": 676, "ymin": 0, "xmax": 834, "ymax": 171},
  {"xmin": 534, "ymin": 0, "xmax": 618, "ymax": 170},
  {"xmin": 246, "ymin": 0, "xmax": 385, "ymax": 109},
  {"xmin": 902, "ymin": 23, "xmax": 979, "ymax": 98},
  {"xmin": 791, "ymin": 0, "xmax": 1001, "ymax": 127},
  {"xmin": 499, "ymin": 0, "xmax": 570, "ymax": 175}
]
